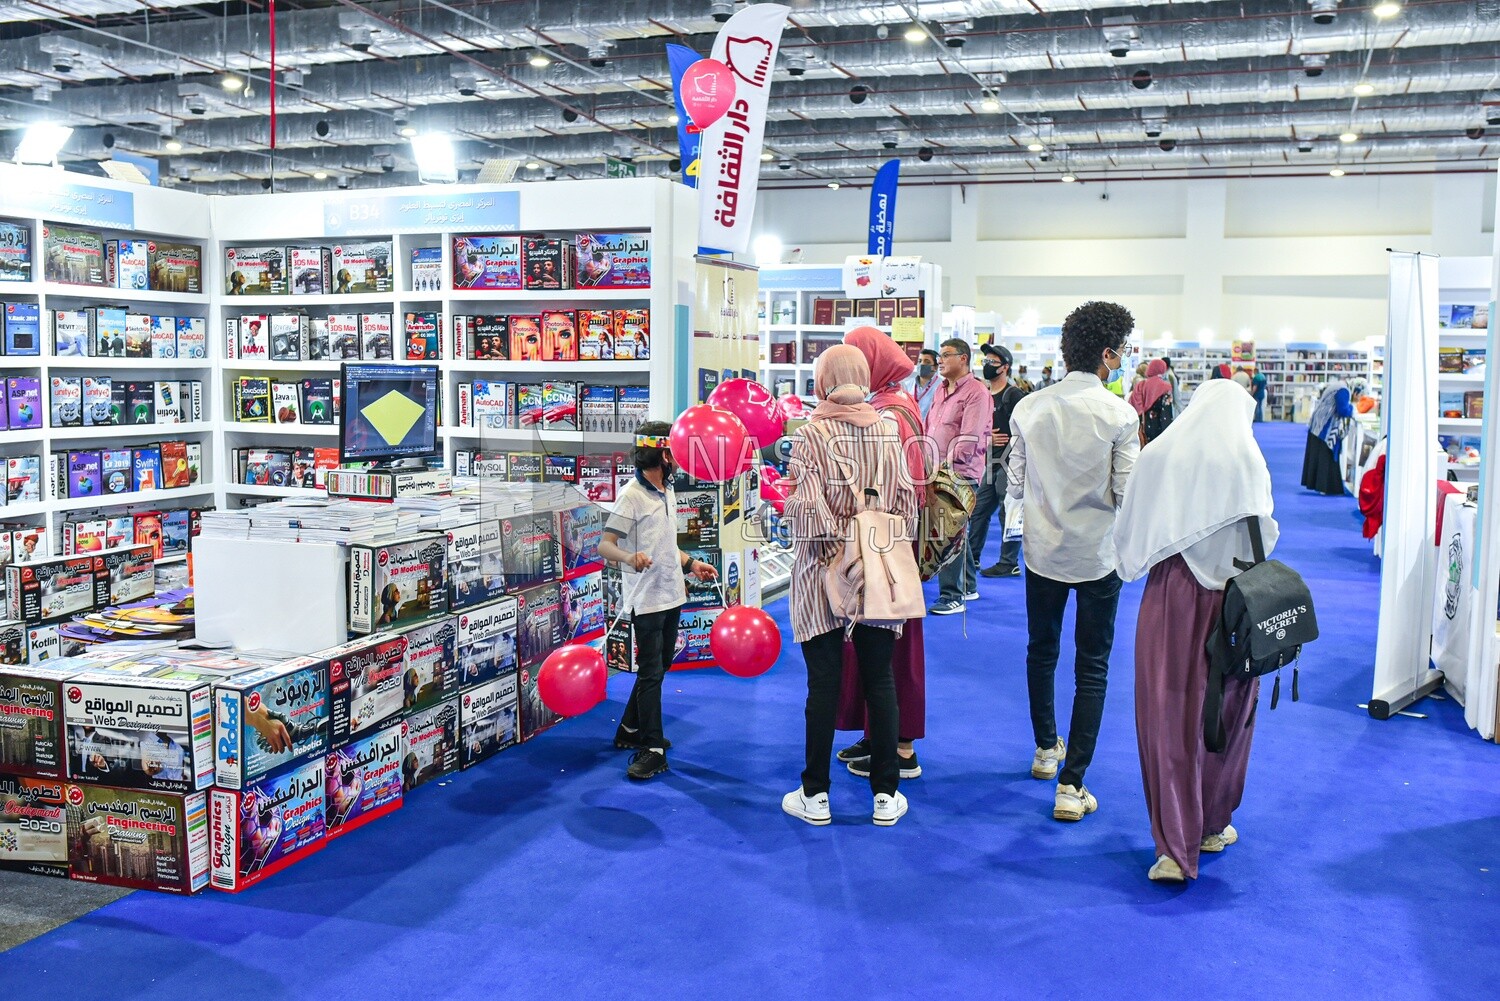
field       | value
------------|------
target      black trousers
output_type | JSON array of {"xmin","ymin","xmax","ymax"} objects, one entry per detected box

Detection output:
[
  {"xmin": 1024, "ymin": 569, "xmax": 1122, "ymax": 789},
  {"xmin": 800, "ymin": 625, "xmax": 898, "ymax": 797},
  {"xmin": 622, "ymin": 605, "xmax": 682, "ymax": 749},
  {"xmin": 970, "ymin": 474, "xmax": 1021, "ymax": 572}
]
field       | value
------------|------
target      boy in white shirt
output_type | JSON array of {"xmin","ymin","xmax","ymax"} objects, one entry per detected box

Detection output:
[{"xmin": 599, "ymin": 421, "xmax": 718, "ymax": 780}]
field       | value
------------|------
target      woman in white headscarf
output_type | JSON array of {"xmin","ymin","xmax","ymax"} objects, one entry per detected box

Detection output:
[{"xmin": 1114, "ymin": 380, "xmax": 1280, "ymax": 883}]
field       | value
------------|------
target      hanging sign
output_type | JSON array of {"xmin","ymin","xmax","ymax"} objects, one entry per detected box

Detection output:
[
  {"xmin": 867, "ymin": 159, "xmax": 900, "ymax": 256},
  {"xmin": 697, "ymin": 3, "xmax": 791, "ymax": 255},
  {"xmin": 324, "ymin": 190, "xmax": 519, "ymax": 236},
  {"xmin": 605, "ymin": 158, "xmax": 638, "ymax": 179},
  {"xmin": 668, "ymin": 44, "xmax": 705, "ymax": 187}
]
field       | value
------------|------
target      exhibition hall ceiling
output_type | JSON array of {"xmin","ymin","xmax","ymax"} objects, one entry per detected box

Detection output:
[{"xmin": 1, "ymin": 0, "xmax": 1497, "ymax": 192}]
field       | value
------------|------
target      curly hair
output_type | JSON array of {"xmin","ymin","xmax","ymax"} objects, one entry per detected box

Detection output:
[
  {"xmin": 632, "ymin": 419, "xmax": 673, "ymax": 470},
  {"xmin": 1061, "ymin": 301, "xmax": 1135, "ymax": 374}
]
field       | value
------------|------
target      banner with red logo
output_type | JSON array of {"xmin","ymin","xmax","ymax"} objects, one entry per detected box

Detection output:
[{"xmin": 696, "ymin": 2, "xmax": 789, "ymax": 255}]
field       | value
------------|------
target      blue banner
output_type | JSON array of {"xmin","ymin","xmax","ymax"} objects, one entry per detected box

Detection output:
[
  {"xmin": 868, "ymin": 159, "xmax": 900, "ymax": 255},
  {"xmin": 17, "ymin": 180, "xmax": 134, "ymax": 227},
  {"xmin": 667, "ymin": 44, "xmax": 703, "ymax": 188},
  {"xmin": 324, "ymin": 190, "xmax": 519, "ymax": 236}
]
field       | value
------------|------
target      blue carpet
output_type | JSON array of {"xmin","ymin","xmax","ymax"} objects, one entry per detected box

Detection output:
[{"xmin": 4, "ymin": 423, "xmax": 1498, "ymax": 999}]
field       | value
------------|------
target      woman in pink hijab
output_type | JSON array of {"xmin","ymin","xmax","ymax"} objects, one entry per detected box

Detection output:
[
  {"xmin": 781, "ymin": 344, "xmax": 919, "ymax": 828},
  {"xmin": 835, "ymin": 327, "xmax": 928, "ymax": 782},
  {"xmin": 1128, "ymin": 358, "xmax": 1176, "ymax": 446}
]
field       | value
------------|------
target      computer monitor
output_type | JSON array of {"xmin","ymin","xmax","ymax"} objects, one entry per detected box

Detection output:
[{"xmin": 338, "ymin": 363, "xmax": 441, "ymax": 465}]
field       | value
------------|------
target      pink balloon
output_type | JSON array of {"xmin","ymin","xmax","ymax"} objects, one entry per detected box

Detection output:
[
  {"xmin": 670, "ymin": 404, "xmax": 754, "ymax": 483},
  {"xmin": 711, "ymin": 606, "xmax": 781, "ymax": 678},
  {"xmin": 680, "ymin": 58, "xmax": 737, "ymax": 134},
  {"xmin": 776, "ymin": 394, "xmax": 807, "ymax": 421},
  {"xmin": 536, "ymin": 644, "xmax": 607, "ymax": 717},
  {"xmin": 708, "ymin": 378, "xmax": 785, "ymax": 448},
  {"xmin": 759, "ymin": 464, "xmax": 782, "ymax": 491}
]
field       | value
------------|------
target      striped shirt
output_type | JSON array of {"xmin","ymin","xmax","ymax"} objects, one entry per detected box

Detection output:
[{"xmin": 783, "ymin": 417, "xmax": 919, "ymax": 643}]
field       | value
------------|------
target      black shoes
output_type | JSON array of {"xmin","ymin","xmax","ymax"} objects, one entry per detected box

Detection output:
[
  {"xmin": 836, "ymin": 737, "xmax": 870, "ymax": 763},
  {"xmin": 614, "ymin": 725, "xmax": 672, "ymax": 751},
  {"xmin": 627, "ymin": 749, "xmax": 669, "ymax": 781},
  {"xmin": 846, "ymin": 750, "xmax": 923, "ymax": 780},
  {"xmin": 979, "ymin": 563, "xmax": 1021, "ymax": 578}
]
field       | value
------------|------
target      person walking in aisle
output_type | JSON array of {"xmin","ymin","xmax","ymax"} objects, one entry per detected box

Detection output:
[
  {"xmin": 1127, "ymin": 358, "xmax": 1176, "ymax": 447},
  {"xmin": 1160, "ymin": 357, "xmax": 1179, "ymax": 412},
  {"xmin": 1039, "ymin": 366, "xmax": 1056, "ymax": 390},
  {"xmin": 1007, "ymin": 301, "xmax": 1140, "ymax": 822},
  {"xmin": 1248, "ymin": 364, "xmax": 1269, "ymax": 422},
  {"xmin": 926, "ymin": 337, "xmax": 991, "ymax": 615},
  {"xmin": 782, "ymin": 346, "xmax": 919, "ymax": 827},
  {"xmin": 909, "ymin": 348, "xmax": 941, "ymax": 421},
  {"xmin": 599, "ymin": 422, "xmax": 720, "ymax": 781},
  {"xmin": 1114, "ymin": 380, "xmax": 1278, "ymax": 882},
  {"xmin": 977, "ymin": 344, "xmax": 1026, "ymax": 579},
  {"xmin": 1301, "ymin": 377, "xmax": 1355, "ymax": 495},
  {"xmin": 836, "ymin": 327, "xmax": 929, "ymax": 780}
]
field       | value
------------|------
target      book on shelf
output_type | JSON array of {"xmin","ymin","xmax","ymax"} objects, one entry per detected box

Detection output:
[
  {"xmin": 1464, "ymin": 391, "xmax": 1484, "ymax": 420},
  {"xmin": 1439, "ymin": 347, "xmax": 1466, "ymax": 373},
  {"xmin": 1439, "ymin": 391, "xmax": 1466, "ymax": 419}
]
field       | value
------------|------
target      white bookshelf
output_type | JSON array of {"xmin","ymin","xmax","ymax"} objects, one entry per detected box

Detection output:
[
  {"xmin": 757, "ymin": 262, "xmax": 943, "ymax": 404},
  {"xmin": 1435, "ymin": 263, "xmax": 1489, "ymax": 482},
  {"xmin": 1154, "ymin": 342, "xmax": 1370, "ymax": 420},
  {"xmin": 0, "ymin": 165, "xmax": 216, "ymax": 550},
  {"xmin": 208, "ymin": 178, "xmax": 695, "ymax": 505}
]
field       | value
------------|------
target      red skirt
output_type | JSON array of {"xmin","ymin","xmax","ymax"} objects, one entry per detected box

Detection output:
[{"xmin": 835, "ymin": 617, "xmax": 925, "ymax": 741}]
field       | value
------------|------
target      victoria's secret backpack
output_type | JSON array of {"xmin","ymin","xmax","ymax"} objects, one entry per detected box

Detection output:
[{"xmin": 1203, "ymin": 517, "xmax": 1319, "ymax": 752}]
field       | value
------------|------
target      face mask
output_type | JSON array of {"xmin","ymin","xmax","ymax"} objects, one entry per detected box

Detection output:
[
  {"xmin": 982, "ymin": 362, "xmax": 1002, "ymax": 381},
  {"xmin": 1105, "ymin": 346, "xmax": 1124, "ymax": 375},
  {"xmin": 917, "ymin": 363, "xmax": 935, "ymax": 378}
]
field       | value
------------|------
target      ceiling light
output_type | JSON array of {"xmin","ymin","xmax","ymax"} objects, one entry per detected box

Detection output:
[
  {"xmin": 1027, "ymin": 141, "xmax": 1045, "ymax": 152},
  {"xmin": 1352, "ymin": 81, "xmax": 1375, "ymax": 97},
  {"xmin": 529, "ymin": 53, "xmax": 551, "ymax": 69},
  {"xmin": 410, "ymin": 132, "xmax": 457, "ymax": 184},
  {"xmin": 827, "ymin": 181, "xmax": 841, "ymax": 189},
  {"xmin": 760, "ymin": 152, "xmax": 774, "ymax": 162},
  {"xmin": 980, "ymin": 92, "xmax": 1000, "ymax": 113},
  {"xmin": 904, "ymin": 24, "xmax": 926, "ymax": 43},
  {"xmin": 1339, "ymin": 131, "xmax": 1359, "ymax": 143},
  {"xmin": 313, "ymin": 170, "xmax": 328, "ymax": 180},
  {"xmin": 753, "ymin": 235, "xmax": 783, "ymax": 267},
  {"xmin": 525, "ymin": 161, "xmax": 541, "ymax": 170},
  {"xmin": 398, "ymin": 125, "xmax": 417, "ymax": 138},
  {"xmin": 1329, "ymin": 167, "xmax": 1346, "ymax": 177},
  {"xmin": 668, "ymin": 113, "xmax": 679, "ymax": 125},
  {"xmin": 1060, "ymin": 173, "xmax": 1078, "ymax": 183},
  {"xmin": 1372, "ymin": 1, "xmax": 1401, "ymax": 17},
  {"xmin": 14, "ymin": 123, "xmax": 73, "ymax": 165},
  {"xmin": 221, "ymin": 73, "xmax": 245, "ymax": 93},
  {"xmin": 164, "ymin": 139, "xmax": 183, "ymax": 153}
]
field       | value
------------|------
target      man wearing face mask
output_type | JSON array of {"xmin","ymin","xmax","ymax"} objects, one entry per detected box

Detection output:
[
  {"xmin": 1006, "ymin": 301, "xmax": 1140, "ymax": 824},
  {"xmin": 976, "ymin": 345, "xmax": 1025, "ymax": 579},
  {"xmin": 908, "ymin": 348, "xmax": 940, "ymax": 420}
]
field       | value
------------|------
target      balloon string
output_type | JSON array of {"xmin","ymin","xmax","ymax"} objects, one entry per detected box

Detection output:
[{"xmin": 604, "ymin": 567, "xmax": 729, "ymax": 640}]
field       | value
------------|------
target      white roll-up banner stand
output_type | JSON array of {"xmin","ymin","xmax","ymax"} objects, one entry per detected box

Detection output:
[{"xmin": 1369, "ymin": 252, "xmax": 1443, "ymax": 719}]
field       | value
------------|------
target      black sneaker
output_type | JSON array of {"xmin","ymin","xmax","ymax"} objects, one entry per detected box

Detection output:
[
  {"xmin": 614, "ymin": 726, "xmax": 672, "ymax": 751},
  {"xmin": 980, "ymin": 563, "xmax": 1020, "ymax": 578},
  {"xmin": 846, "ymin": 751, "xmax": 922, "ymax": 780},
  {"xmin": 836, "ymin": 737, "xmax": 870, "ymax": 763},
  {"xmin": 627, "ymin": 749, "xmax": 669, "ymax": 781}
]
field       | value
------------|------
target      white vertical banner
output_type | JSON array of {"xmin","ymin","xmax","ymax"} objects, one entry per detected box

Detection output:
[
  {"xmin": 697, "ymin": 3, "xmax": 790, "ymax": 255},
  {"xmin": 1468, "ymin": 175, "xmax": 1500, "ymax": 738},
  {"xmin": 1371, "ymin": 252, "xmax": 1442, "ymax": 709}
]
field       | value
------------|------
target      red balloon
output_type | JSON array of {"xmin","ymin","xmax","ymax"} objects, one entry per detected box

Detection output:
[
  {"xmin": 710, "ymin": 605, "xmax": 781, "ymax": 678},
  {"xmin": 680, "ymin": 58, "xmax": 736, "ymax": 133},
  {"xmin": 536, "ymin": 644, "xmax": 607, "ymax": 717},
  {"xmin": 708, "ymin": 378, "xmax": 785, "ymax": 449},
  {"xmin": 670, "ymin": 404, "xmax": 753, "ymax": 483},
  {"xmin": 759, "ymin": 464, "xmax": 782, "ymax": 491},
  {"xmin": 776, "ymin": 394, "xmax": 807, "ymax": 421}
]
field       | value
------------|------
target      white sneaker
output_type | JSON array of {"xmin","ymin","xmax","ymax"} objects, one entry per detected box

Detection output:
[
  {"xmin": 1200, "ymin": 824, "xmax": 1239, "ymax": 853},
  {"xmin": 872, "ymin": 791, "xmax": 908, "ymax": 826},
  {"xmin": 781, "ymin": 788, "xmax": 831, "ymax": 826},
  {"xmin": 963, "ymin": 589, "xmax": 980, "ymax": 602},
  {"xmin": 1030, "ymin": 737, "xmax": 1066, "ymax": 780},
  {"xmin": 1053, "ymin": 782, "xmax": 1098, "ymax": 822},
  {"xmin": 1149, "ymin": 855, "xmax": 1186, "ymax": 882}
]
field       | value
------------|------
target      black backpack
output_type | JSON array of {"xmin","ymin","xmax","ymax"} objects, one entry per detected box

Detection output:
[{"xmin": 1203, "ymin": 517, "xmax": 1318, "ymax": 752}]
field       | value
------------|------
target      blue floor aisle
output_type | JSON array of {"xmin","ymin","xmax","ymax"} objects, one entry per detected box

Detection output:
[{"xmin": 4, "ymin": 423, "xmax": 1498, "ymax": 999}]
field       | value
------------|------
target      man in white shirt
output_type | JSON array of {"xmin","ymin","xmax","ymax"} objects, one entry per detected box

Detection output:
[{"xmin": 1006, "ymin": 301, "xmax": 1140, "ymax": 824}]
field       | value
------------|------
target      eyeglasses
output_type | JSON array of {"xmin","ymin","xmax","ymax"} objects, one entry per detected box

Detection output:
[{"xmin": 938, "ymin": 351, "xmax": 963, "ymax": 360}]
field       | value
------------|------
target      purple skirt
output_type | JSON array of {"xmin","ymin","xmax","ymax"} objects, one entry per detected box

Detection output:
[
  {"xmin": 835, "ymin": 618, "xmax": 925, "ymax": 741},
  {"xmin": 1135, "ymin": 554, "xmax": 1259, "ymax": 878}
]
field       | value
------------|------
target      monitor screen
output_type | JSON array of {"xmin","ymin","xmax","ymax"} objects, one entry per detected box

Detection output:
[{"xmin": 339, "ymin": 363, "xmax": 441, "ymax": 465}]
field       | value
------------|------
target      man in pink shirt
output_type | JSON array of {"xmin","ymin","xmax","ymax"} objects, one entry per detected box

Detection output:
[{"xmin": 925, "ymin": 337, "xmax": 992, "ymax": 614}]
